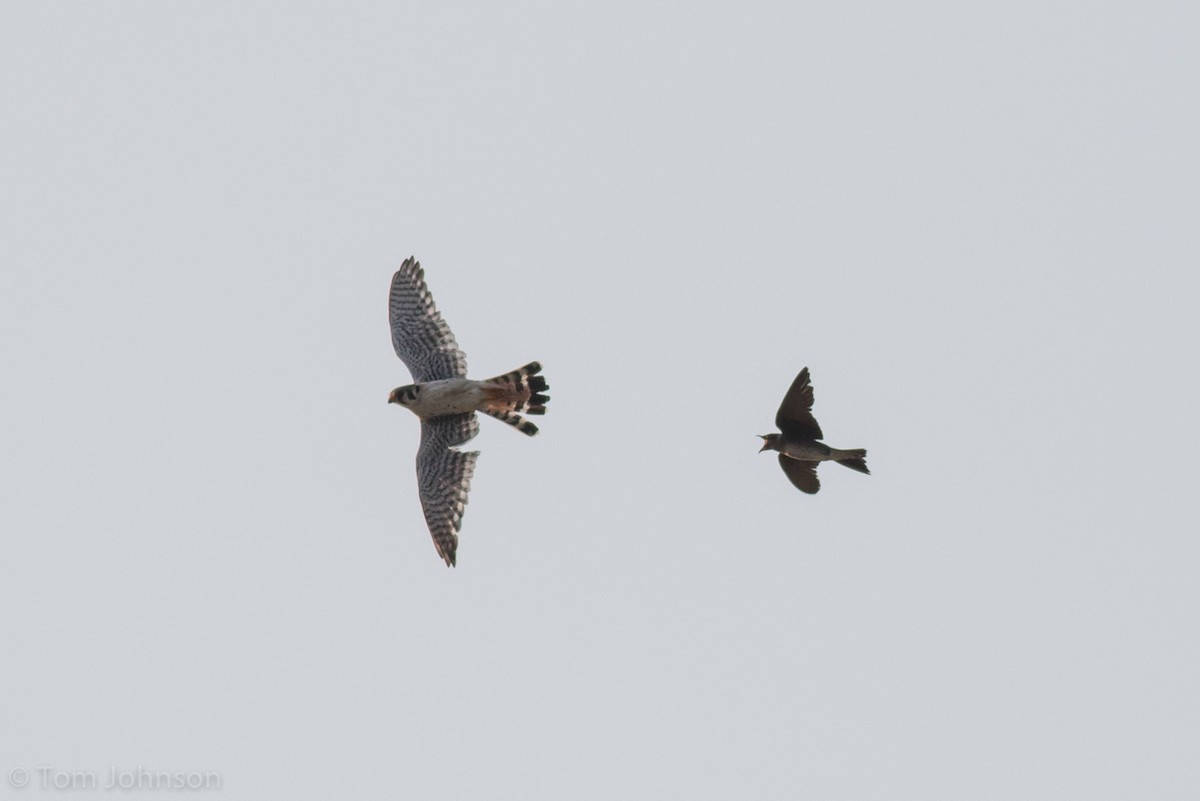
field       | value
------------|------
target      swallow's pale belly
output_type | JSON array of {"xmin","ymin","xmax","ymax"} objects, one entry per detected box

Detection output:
[{"xmin": 780, "ymin": 440, "xmax": 836, "ymax": 461}]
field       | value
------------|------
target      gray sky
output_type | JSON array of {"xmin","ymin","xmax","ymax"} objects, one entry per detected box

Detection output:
[{"xmin": 2, "ymin": 2, "xmax": 1197, "ymax": 799}]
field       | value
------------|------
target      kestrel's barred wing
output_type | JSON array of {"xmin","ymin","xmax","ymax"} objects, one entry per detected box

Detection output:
[
  {"xmin": 778, "ymin": 455, "xmax": 821, "ymax": 494},
  {"xmin": 775, "ymin": 367, "xmax": 824, "ymax": 441},
  {"xmin": 415, "ymin": 413, "xmax": 481, "ymax": 567},
  {"xmin": 389, "ymin": 257, "xmax": 468, "ymax": 382}
]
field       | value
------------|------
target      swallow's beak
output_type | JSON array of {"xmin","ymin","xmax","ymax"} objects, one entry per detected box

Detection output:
[{"xmin": 758, "ymin": 435, "xmax": 770, "ymax": 453}]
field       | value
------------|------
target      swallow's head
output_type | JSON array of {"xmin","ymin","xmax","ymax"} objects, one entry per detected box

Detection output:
[
  {"xmin": 388, "ymin": 384, "xmax": 420, "ymax": 406},
  {"xmin": 758, "ymin": 433, "xmax": 781, "ymax": 453}
]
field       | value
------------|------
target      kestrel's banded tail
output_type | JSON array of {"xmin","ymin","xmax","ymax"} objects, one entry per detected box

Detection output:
[{"xmin": 480, "ymin": 362, "xmax": 550, "ymax": 436}]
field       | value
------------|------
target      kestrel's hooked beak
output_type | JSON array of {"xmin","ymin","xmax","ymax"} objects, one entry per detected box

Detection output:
[{"xmin": 387, "ymin": 388, "xmax": 400, "ymax": 404}]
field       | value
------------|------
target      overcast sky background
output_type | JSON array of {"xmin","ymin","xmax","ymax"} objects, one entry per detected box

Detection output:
[{"xmin": 2, "ymin": 2, "xmax": 1198, "ymax": 799}]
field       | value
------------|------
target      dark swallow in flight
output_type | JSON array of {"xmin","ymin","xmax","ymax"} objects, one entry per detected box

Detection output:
[{"xmin": 759, "ymin": 367, "xmax": 869, "ymax": 494}]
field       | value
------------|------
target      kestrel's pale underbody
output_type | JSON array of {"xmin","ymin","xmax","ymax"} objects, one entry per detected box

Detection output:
[
  {"xmin": 387, "ymin": 257, "xmax": 549, "ymax": 566},
  {"xmin": 759, "ymin": 367, "xmax": 869, "ymax": 494}
]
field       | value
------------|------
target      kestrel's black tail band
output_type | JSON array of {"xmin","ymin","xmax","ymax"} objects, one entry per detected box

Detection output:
[
  {"xmin": 483, "ymin": 361, "xmax": 551, "ymax": 418},
  {"xmin": 483, "ymin": 409, "xmax": 539, "ymax": 436}
]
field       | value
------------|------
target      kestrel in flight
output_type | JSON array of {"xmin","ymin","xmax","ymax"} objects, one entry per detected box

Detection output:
[
  {"xmin": 387, "ymin": 257, "xmax": 549, "ymax": 566},
  {"xmin": 759, "ymin": 367, "xmax": 869, "ymax": 494}
]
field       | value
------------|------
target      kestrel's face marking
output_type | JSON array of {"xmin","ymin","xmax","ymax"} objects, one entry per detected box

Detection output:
[{"xmin": 389, "ymin": 384, "xmax": 420, "ymax": 406}]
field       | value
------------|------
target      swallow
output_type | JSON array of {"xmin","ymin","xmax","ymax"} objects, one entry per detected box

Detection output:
[{"xmin": 759, "ymin": 367, "xmax": 869, "ymax": 494}]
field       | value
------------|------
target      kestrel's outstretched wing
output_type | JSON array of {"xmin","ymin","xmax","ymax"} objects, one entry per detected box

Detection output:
[
  {"xmin": 775, "ymin": 367, "xmax": 824, "ymax": 441},
  {"xmin": 389, "ymin": 257, "xmax": 468, "ymax": 382},
  {"xmin": 415, "ymin": 413, "xmax": 481, "ymax": 567}
]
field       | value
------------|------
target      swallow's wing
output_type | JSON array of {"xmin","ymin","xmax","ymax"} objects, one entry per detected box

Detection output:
[
  {"xmin": 778, "ymin": 455, "xmax": 820, "ymax": 494},
  {"xmin": 775, "ymin": 367, "xmax": 823, "ymax": 440},
  {"xmin": 414, "ymin": 413, "xmax": 481, "ymax": 567},
  {"xmin": 389, "ymin": 257, "xmax": 469, "ymax": 382}
]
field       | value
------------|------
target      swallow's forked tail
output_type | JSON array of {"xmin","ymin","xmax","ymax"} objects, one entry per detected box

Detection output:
[
  {"xmin": 482, "ymin": 361, "xmax": 550, "ymax": 437},
  {"xmin": 835, "ymin": 449, "xmax": 869, "ymax": 474}
]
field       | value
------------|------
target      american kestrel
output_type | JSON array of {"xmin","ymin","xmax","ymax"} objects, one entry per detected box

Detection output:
[
  {"xmin": 759, "ymin": 367, "xmax": 869, "ymax": 494},
  {"xmin": 387, "ymin": 257, "xmax": 549, "ymax": 566}
]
